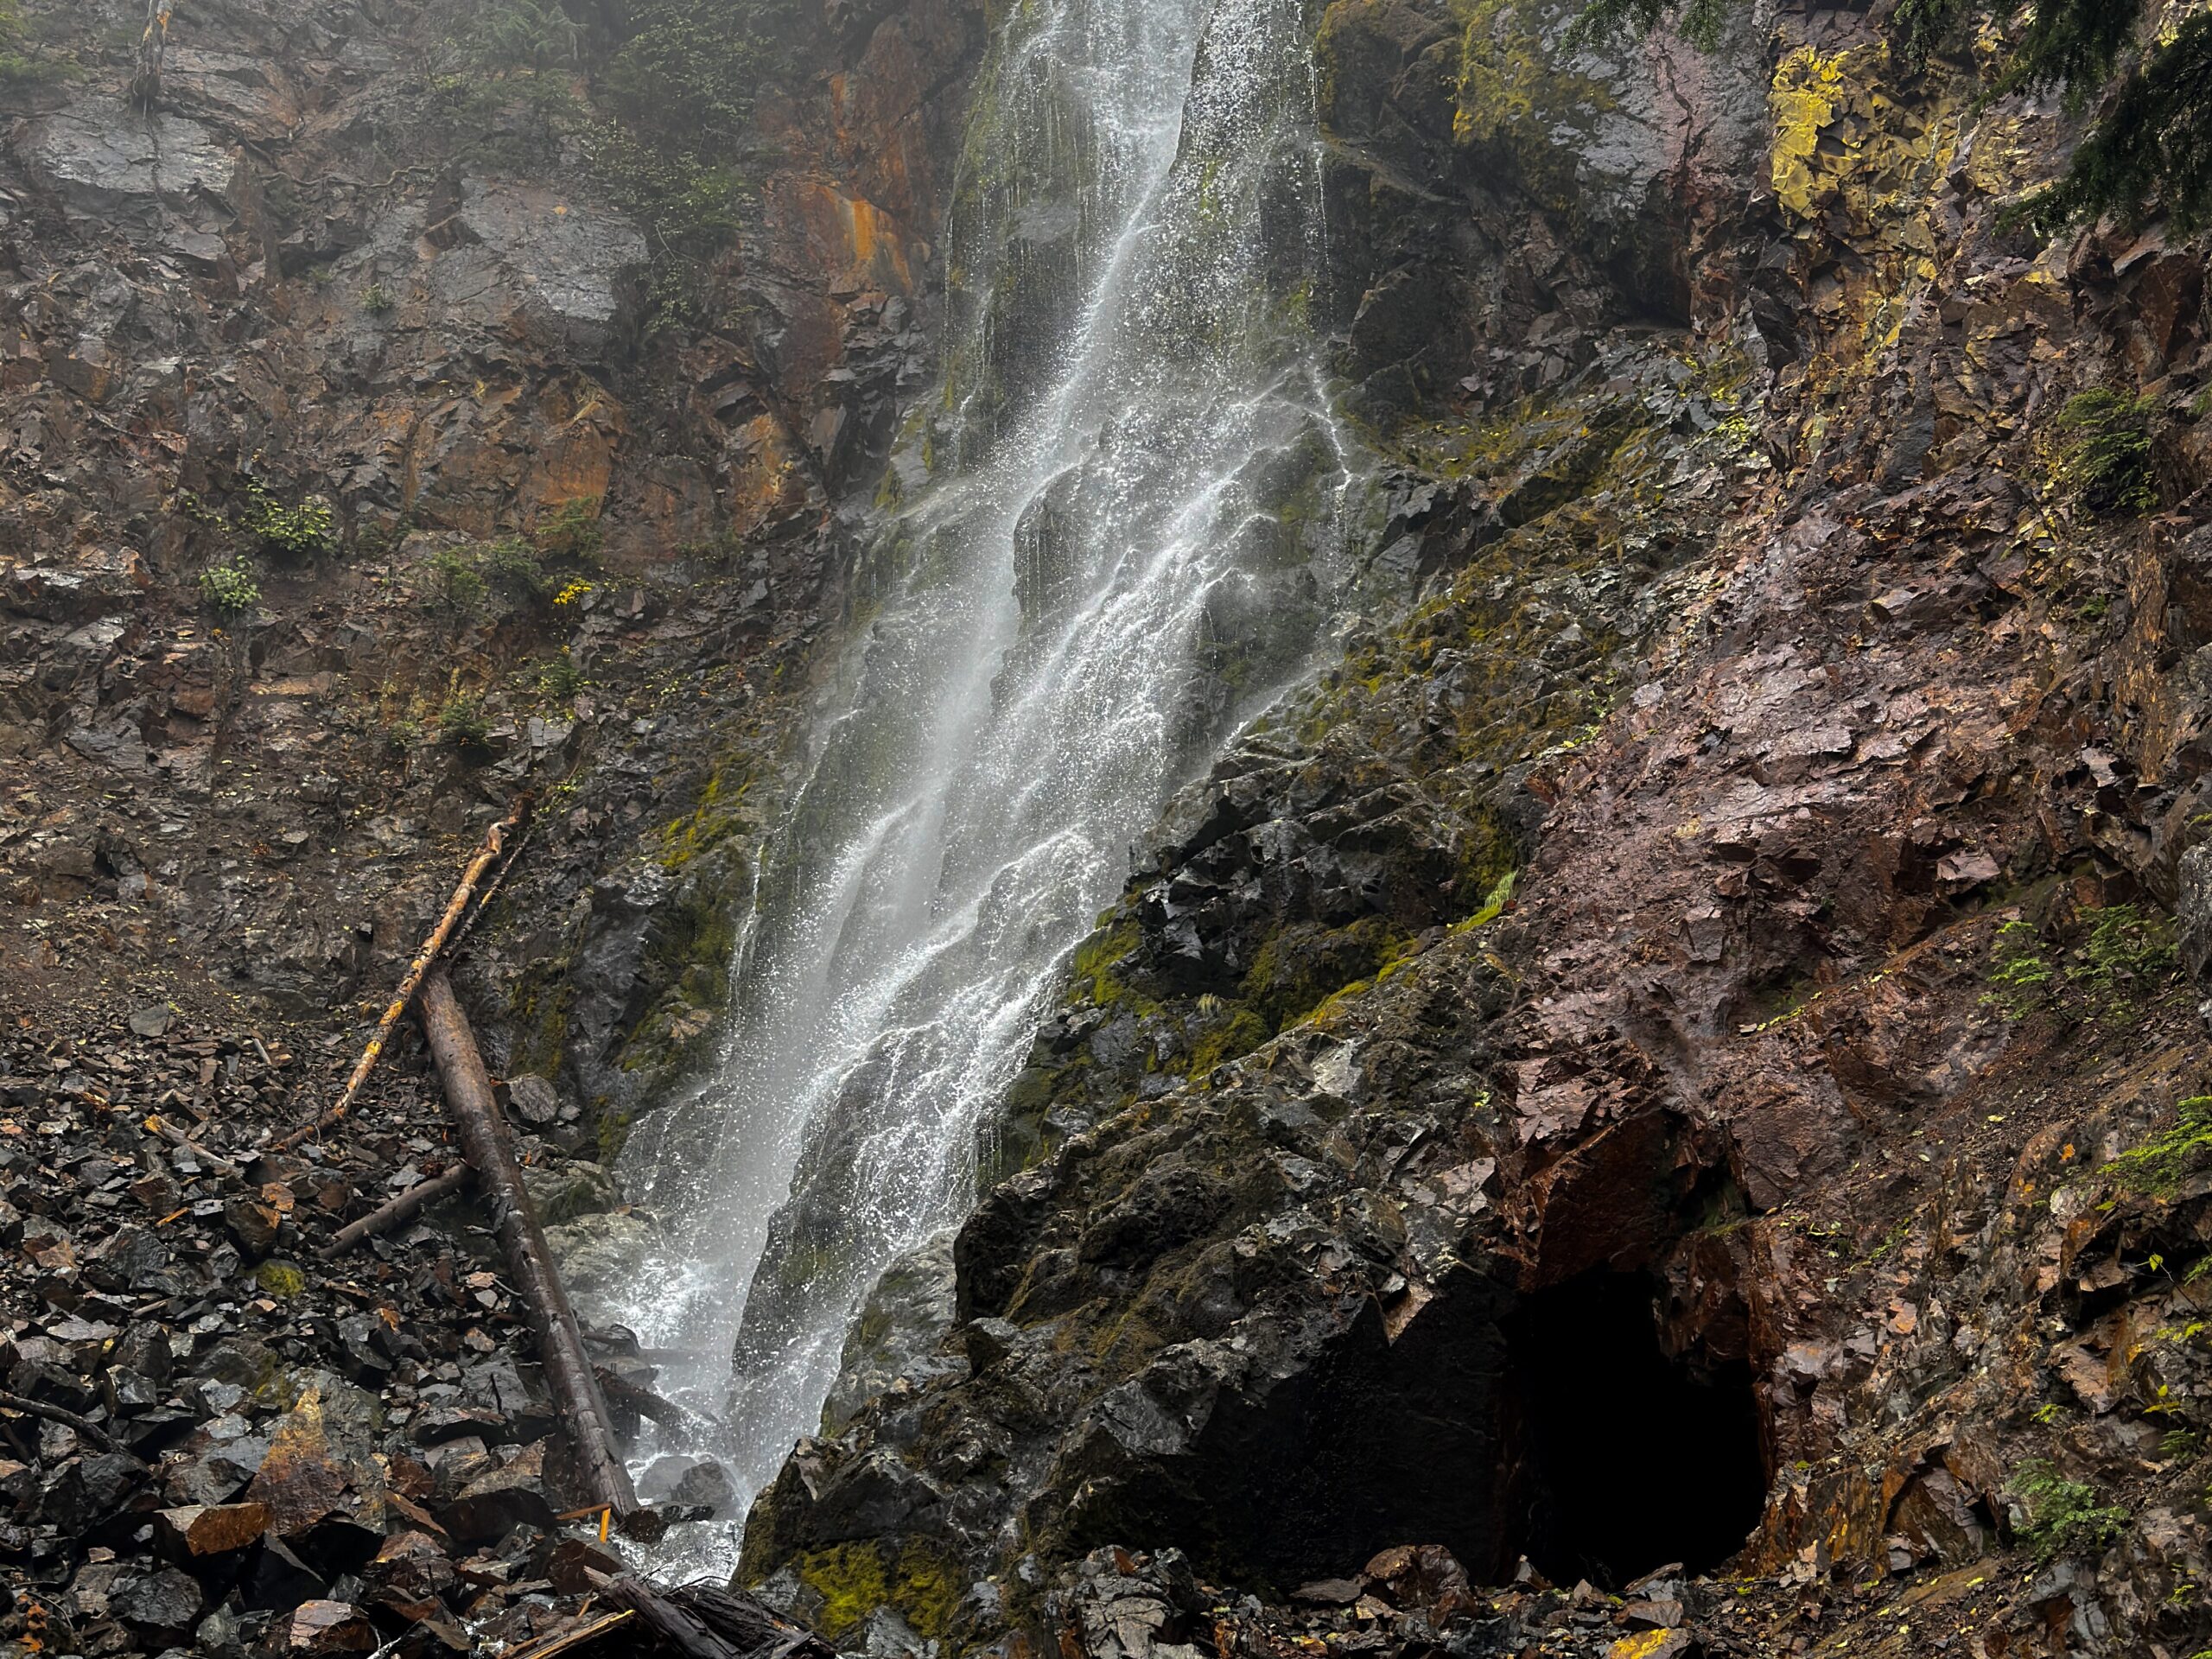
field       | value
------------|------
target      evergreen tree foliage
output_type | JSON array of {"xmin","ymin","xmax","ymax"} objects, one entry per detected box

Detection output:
[{"xmin": 2024, "ymin": 14, "xmax": 2212, "ymax": 232}]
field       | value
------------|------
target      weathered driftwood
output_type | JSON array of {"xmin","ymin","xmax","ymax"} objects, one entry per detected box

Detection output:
[
  {"xmin": 273, "ymin": 798, "xmax": 527, "ymax": 1154},
  {"xmin": 418, "ymin": 968, "xmax": 637, "ymax": 1516},
  {"xmin": 316, "ymin": 1161, "xmax": 473, "ymax": 1259}
]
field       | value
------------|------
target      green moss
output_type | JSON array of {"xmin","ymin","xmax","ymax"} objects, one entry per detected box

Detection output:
[
  {"xmin": 595, "ymin": 1109, "xmax": 634, "ymax": 1164},
  {"xmin": 2104, "ymin": 1096, "xmax": 2212, "ymax": 1199},
  {"xmin": 1241, "ymin": 916, "xmax": 1411, "ymax": 1033},
  {"xmin": 255, "ymin": 1261, "xmax": 307, "ymax": 1299},
  {"xmin": 1071, "ymin": 921, "xmax": 1160, "ymax": 1014},
  {"xmin": 1450, "ymin": 0, "xmax": 1621, "ymax": 217},
  {"xmin": 788, "ymin": 1540, "xmax": 961, "ymax": 1640},
  {"xmin": 656, "ymin": 763, "xmax": 755, "ymax": 871},
  {"xmin": 1186, "ymin": 1006, "xmax": 1271, "ymax": 1075}
]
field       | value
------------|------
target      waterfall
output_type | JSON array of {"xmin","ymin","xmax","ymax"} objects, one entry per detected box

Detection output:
[{"xmin": 609, "ymin": 0, "xmax": 1365, "ymax": 1575}]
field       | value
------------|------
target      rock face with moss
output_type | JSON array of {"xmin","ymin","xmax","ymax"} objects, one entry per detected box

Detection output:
[{"xmin": 731, "ymin": 3, "xmax": 2212, "ymax": 1657}]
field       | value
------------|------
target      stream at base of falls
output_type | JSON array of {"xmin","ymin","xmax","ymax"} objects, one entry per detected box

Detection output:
[{"xmin": 601, "ymin": 0, "xmax": 1376, "ymax": 1580}]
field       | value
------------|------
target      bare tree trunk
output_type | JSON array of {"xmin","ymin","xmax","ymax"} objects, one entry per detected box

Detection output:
[{"xmin": 418, "ymin": 969, "xmax": 637, "ymax": 1516}]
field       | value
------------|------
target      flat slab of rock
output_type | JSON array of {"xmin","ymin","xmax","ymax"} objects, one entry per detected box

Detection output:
[
  {"xmin": 18, "ymin": 96, "xmax": 235, "ymax": 222},
  {"xmin": 436, "ymin": 177, "xmax": 645, "ymax": 350}
]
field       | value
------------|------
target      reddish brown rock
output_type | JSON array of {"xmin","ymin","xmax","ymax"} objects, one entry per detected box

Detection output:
[
  {"xmin": 154, "ymin": 1500, "xmax": 270, "ymax": 1561},
  {"xmin": 269, "ymin": 1599, "xmax": 378, "ymax": 1656}
]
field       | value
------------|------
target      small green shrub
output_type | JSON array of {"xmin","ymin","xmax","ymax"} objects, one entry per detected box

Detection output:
[
  {"xmin": 2074, "ymin": 903, "xmax": 2180, "ymax": 994},
  {"xmin": 240, "ymin": 483, "xmax": 336, "ymax": 558},
  {"xmin": 384, "ymin": 720, "xmax": 420, "ymax": 754},
  {"xmin": 1981, "ymin": 918, "xmax": 2055, "ymax": 1020},
  {"xmin": 537, "ymin": 652, "xmax": 585, "ymax": 698},
  {"xmin": 2057, "ymin": 390, "xmax": 2158, "ymax": 515},
  {"xmin": 532, "ymin": 498, "xmax": 605, "ymax": 567},
  {"xmin": 438, "ymin": 692, "xmax": 492, "ymax": 750},
  {"xmin": 484, "ymin": 536, "xmax": 550, "ymax": 598},
  {"xmin": 198, "ymin": 560, "xmax": 261, "ymax": 617},
  {"xmin": 2007, "ymin": 1459, "xmax": 2128, "ymax": 1560},
  {"xmin": 461, "ymin": 0, "xmax": 585, "ymax": 73},
  {"xmin": 362, "ymin": 282, "xmax": 396, "ymax": 314},
  {"xmin": 428, "ymin": 546, "xmax": 487, "ymax": 611},
  {"xmin": 601, "ymin": 0, "xmax": 772, "ymax": 150}
]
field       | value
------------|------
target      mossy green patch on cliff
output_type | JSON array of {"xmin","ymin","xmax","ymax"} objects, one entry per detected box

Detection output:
[
  {"xmin": 786, "ymin": 1540, "xmax": 960, "ymax": 1641},
  {"xmin": 1243, "ymin": 916, "xmax": 1414, "ymax": 1032},
  {"xmin": 2102, "ymin": 1096, "xmax": 2212, "ymax": 1200},
  {"xmin": 1450, "ymin": 0, "xmax": 1619, "ymax": 215},
  {"xmin": 1071, "ymin": 921, "xmax": 1161, "ymax": 1014}
]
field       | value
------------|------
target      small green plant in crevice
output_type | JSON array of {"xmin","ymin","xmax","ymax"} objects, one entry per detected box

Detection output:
[
  {"xmin": 2006, "ymin": 1459, "xmax": 2128, "ymax": 1560},
  {"xmin": 2056, "ymin": 389, "xmax": 2158, "ymax": 516},
  {"xmin": 537, "ymin": 652, "xmax": 585, "ymax": 698},
  {"xmin": 239, "ymin": 481, "xmax": 337, "ymax": 558},
  {"xmin": 2073, "ymin": 903, "xmax": 2180, "ymax": 996},
  {"xmin": 532, "ymin": 496, "xmax": 606, "ymax": 566},
  {"xmin": 383, "ymin": 720, "xmax": 420, "ymax": 756},
  {"xmin": 1982, "ymin": 904, "xmax": 2178, "ymax": 1021},
  {"xmin": 2104, "ymin": 1096, "xmax": 2212, "ymax": 1199},
  {"xmin": 1982, "ymin": 919, "xmax": 2056, "ymax": 1020},
  {"xmin": 198, "ymin": 560, "xmax": 261, "ymax": 617},
  {"xmin": 483, "ymin": 536, "xmax": 552, "ymax": 599},
  {"xmin": 438, "ymin": 691, "xmax": 492, "ymax": 751},
  {"xmin": 427, "ymin": 546, "xmax": 488, "ymax": 612},
  {"xmin": 361, "ymin": 282, "xmax": 397, "ymax": 315}
]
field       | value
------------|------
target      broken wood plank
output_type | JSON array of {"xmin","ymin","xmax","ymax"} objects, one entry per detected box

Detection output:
[
  {"xmin": 273, "ymin": 798, "xmax": 528, "ymax": 1153},
  {"xmin": 418, "ymin": 967, "xmax": 637, "ymax": 1516}
]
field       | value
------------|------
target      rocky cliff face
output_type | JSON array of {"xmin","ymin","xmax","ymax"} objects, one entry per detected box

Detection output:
[
  {"xmin": 735, "ymin": 5, "xmax": 2212, "ymax": 1659},
  {"xmin": 12, "ymin": 0, "xmax": 2212, "ymax": 1656}
]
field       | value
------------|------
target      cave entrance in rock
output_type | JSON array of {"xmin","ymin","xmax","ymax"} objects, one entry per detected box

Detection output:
[{"xmin": 1503, "ymin": 1270, "xmax": 1765, "ymax": 1587}]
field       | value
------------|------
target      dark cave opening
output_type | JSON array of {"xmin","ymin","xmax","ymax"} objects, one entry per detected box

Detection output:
[
  {"xmin": 1192, "ymin": 1281, "xmax": 1518, "ymax": 1592},
  {"xmin": 1503, "ymin": 1270, "xmax": 1766, "ymax": 1587}
]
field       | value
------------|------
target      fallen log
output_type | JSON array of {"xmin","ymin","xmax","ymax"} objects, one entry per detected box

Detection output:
[
  {"xmin": 273, "ymin": 798, "xmax": 527, "ymax": 1153},
  {"xmin": 316, "ymin": 1161, "xmax": 473, "ymax": 1259},
  {"xmin": 418, "ymin": 968, "xmax": 637, "ymax": 1516}
]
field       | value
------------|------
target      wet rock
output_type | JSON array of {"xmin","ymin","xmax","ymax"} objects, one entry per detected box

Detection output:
[
  {"xmin": 156, "ymin": 1501, "xmax": 272, "ymax": 1563},
  {"xmin": 109, "ymin": 1564, "xmax": 204, "ymax": 1641},
  {"xmin": 669, "ymin": 1458, "xmax": 736, "ymax": 1514},
  {"xmin": 17, "ymin": 97, "xmax": 237, "ymax": 226},
  {"xmin": 440, "ymin": 176, "xmax": 645, "ymax": 353},
  {"xmin": 264, "ymin": 1599, "xmax": 377, "ymax": 1656}
]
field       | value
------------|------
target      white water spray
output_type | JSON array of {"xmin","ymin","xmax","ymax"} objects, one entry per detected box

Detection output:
[{"xmin": 608, "ymin": 0, "xmax": 1365, "ymax": 1576}]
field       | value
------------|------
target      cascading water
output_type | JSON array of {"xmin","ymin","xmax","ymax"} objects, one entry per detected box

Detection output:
[{"xmin": 607, "ymin": 0, "xmax": 1367, "ymax": 1576}]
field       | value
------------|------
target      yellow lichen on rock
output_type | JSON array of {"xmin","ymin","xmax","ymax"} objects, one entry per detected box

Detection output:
[{"xmin": 1769, "ymin": 44, "xmax": 1851, "ymax": 219}]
